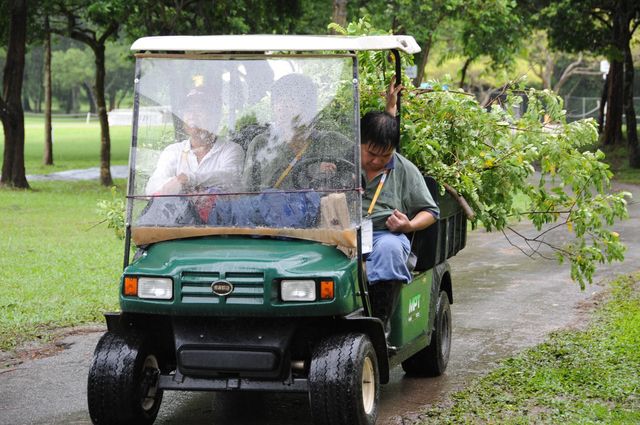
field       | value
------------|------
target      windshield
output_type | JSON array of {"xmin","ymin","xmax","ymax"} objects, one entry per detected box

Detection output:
[{"xmin": 128, "ymin": 55, "xmax": 360, "ymax": 249}]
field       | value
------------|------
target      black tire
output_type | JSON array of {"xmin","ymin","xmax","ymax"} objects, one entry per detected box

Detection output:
[
  {"xmin": 308, "ymin": 333, "xmax": 379, "ymax": 425},
  {"xmin": 402, "ymin": 290, "xmax": 451, "ymax": 377},
  {"xmin": 87, "ymin": 332, "xmax": 163, "ymax": 425}
]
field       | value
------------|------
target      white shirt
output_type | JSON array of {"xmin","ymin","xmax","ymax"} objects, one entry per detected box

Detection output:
[{"xmin": 145, "ymin": 137, "xmax": 244, "ymax": 195}]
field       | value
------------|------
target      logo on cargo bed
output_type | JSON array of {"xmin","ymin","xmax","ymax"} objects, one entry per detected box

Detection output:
[
  {"xmin": 211, "ymin": 280, "xmax": 234, "ymax": 296},
  {"xmin": 408, "ymin": 294, "xmax": 421, "ymax": 322}
]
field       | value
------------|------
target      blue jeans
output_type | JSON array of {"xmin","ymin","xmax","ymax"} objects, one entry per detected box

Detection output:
[{"xmin": 366, "ymin": 231, "xmax": 412, "ymax": 284}]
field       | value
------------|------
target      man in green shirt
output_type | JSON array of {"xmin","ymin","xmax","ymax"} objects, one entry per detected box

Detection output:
[
  {"xmin": 361, "ymin": 109, "xmax": 439, "ymax": 335},
  {"xmin": 242, "ymin": 73, "xmax": 353, "ymax": 192}
]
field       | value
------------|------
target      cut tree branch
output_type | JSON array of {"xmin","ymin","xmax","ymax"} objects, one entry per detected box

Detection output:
[{"xmin": 443, "ymin": 183, "xmax": 475, "ymax": 220}]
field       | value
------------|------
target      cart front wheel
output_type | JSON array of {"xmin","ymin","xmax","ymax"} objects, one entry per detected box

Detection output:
[
  {"xmin": 87, "ymin": 331, "xmax": 163, "ymax": 425},
  {"xmin": 309, "ymin": 333, "xmax": 379, "ymax": 425}
]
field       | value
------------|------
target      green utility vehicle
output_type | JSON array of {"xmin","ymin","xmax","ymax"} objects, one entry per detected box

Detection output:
[{"xmin": 87, "ymin": 35, "xmax": 466, "ymax": 425}]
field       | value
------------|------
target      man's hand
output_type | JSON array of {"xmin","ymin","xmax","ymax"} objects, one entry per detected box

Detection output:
[
  {"xmin": 176, "ymin": 173, "xmax": 190, "ymax": 185},
  {"xmin": 386, "ymin": 209, "xmax": 436, "ymax": 233},
  {"xmin": 159, "ymin": 172, "xmax": 196, "ymax": 195},
  {"xmin": 319, "ymin": 162, "xmax": 337, "ymax": 173},
  {"xmin": 385, "ymin": 75, "xmax": 404, "ymax": 117},
  {"xmin": 385, "ymin": 209, "xmax": 412, "ymax": 233}
]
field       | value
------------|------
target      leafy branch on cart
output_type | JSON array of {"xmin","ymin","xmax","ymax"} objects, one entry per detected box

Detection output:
[{"xmin": 334, "ymin": 17, "xmax": 630, "ymax": 288}]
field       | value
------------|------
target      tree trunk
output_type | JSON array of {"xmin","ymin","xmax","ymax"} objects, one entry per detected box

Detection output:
[
  {"xmin": 116, "ymin": 87, "xmax": 130, "ymax": 109},
  {"xmin": 459, "ymin": 57, "xmax": 473, "ymax": 89},
  {"xmin": 331, "ymin": 0, "xmax": 348, "ymax": 31},
  {"xmin": 601, "ymin": 10, "xmax": 626, "ymax": 146},
  {"xmin": 63, "ymin": 90, "xmax": 73, "ymax": 114},
  {"xmin": 0, "ymin": 0, "xmax": 29, "ymax": 188},
  {"xmin": 543, "ymin": 52, "xmax": 553, "ymax": 90},
  {"xmin": 624, "ymin": 41, "xmax": 639, "ymax": 168},
  {"xmin": 93, "ymin": 44, "xmax": 113, "ymax": 186},
  {"xmin": 108, "ymin": 85, "xmax": 117, "ymax": 111},
  {"xmin": 22, "ymin": 96, "xmax": 32, "ymax": 112},
  {"xmin": 59, "ymin": 13, "xmax": 118, "ymax": 186},
  {"xmin": 43, "ymin": 15, "xmax": 53, "ymax": 166},
  {"xmin": 83, "ymin": 81, "xmax": 97, "ymax": 113},
  {"xmin": 601, "ymin": 59, "xmax": 624, "ymax": 146},
  {"xmin": 72, "ymin": 87, "xmax": 80, "ymax": 113},
  {"xmin": 413, "ymin": 36, "xmax": 433, "ymax": 88},
  {"xmin": 35, "ymin": 83, "xmax": 42, "ymax": 113},
  {"xmin": 597, "ymin": 71, "xmax": 609, "ymax": 134},
  {"xmin": 553, "ymin": 53, "xmax": 583, "ymax": 94}
]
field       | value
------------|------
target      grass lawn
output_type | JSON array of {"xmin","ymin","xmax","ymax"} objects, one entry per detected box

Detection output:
[
  {"xmin": 0, "ymin": 180, "xmax": 125, "ymax": 351},
  {"xmin": 600, "ymin": 144, "xmax": 640, "ymax": 185},
  {"xmin": 0, "ymin": 114, "xmax": 131, "ymax": 175},
  {"xmin": 415, "ymin": 273, "xmax": 640, "ymax": 424}
]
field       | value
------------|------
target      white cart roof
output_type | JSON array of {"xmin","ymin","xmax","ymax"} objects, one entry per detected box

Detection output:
[{"xmin": 131, "ymin": 34, "xmax": 421, "ymax": 54}]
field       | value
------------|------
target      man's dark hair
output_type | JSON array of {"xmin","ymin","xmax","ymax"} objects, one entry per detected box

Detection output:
[{"xmin": 361, "ymin": 111, "xmax": 399, "ymax": 151}]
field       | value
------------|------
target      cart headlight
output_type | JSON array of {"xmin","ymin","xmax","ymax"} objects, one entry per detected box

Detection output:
[
  {"xmin": 281, "ymin": 280, "xmax": 316, "ymax": 302},
  {"xmin": 138, "ymin": 277, "xmax": 173, "ymax": 300}
]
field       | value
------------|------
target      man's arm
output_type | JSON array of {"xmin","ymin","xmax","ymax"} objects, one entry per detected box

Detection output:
[
  {"xmin": 241, "ymin": 134, "xmax": 263, "ymax": 191},
  {"xmin": 385, "ymin": 209, "xmax": 436, "ymax": 233},
  {"xmin": 146, "ymin": 145, "xmax": 183, "ymax": 195}
]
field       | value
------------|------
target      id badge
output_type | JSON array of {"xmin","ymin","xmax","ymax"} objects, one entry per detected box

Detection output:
[{"xmin": 361, "ymin": 218, "xmax": 373, "ymax": 254}]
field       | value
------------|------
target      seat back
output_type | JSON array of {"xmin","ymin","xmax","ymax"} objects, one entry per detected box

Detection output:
[{"xmin": 411, "ymin": 176, "xmax": 467, "ymax": 272}]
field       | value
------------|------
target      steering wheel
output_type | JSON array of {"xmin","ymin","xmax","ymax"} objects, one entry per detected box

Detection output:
[{"xmin": 290, "ymin": 156, "xmax": 356, "ymax": 190}]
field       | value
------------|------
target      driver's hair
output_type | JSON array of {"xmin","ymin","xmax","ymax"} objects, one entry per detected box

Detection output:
[{"xmin": 361, "ymin": 111, "xmax": 399, "ymax": 152}]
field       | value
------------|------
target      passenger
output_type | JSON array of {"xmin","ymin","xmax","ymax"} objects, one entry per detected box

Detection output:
[
  {"xmin": 146, "ymin": 89, "xmax": 244, "ymax": 196},
  {"xmin": 242, "ymin": 73, "xmax": 350, "ymax": 191},
  {"xmin": 362, "ymin": 81, "xmax": 439, "ymax": 336}
]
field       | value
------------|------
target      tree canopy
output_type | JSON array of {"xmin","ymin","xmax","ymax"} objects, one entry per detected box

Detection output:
[
  {"xmin": 125, "ymin": 0, "xmax": 304, "ymax": 37},
  {"xmin": 523, "ymin": 0, "xmax": 640, "ymax": 166}
]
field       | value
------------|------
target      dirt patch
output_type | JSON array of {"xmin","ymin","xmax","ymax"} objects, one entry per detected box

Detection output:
[
  {"xmin": 562, "ymin": 284, "xmax": 610, "ymax": 331},
  {"xmin": 0, "ymin": 324, "xmax": 105, "ymax": 370}
]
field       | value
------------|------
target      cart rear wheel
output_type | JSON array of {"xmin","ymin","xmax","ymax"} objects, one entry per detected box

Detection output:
[
  {"xmin": 87, "ymin": 331, "xmax": 163, "ymax": 425},
  {"xmin": 309, "ymin": 333, "xmax": 379, "ymax": 425},
  {"xmin": 402, "ymin": 290, "xmax": 451, "ymax": 376}
]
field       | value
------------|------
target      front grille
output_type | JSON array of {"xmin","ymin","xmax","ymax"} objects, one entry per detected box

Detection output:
[{"xmin": 180, "ymin": 271, "xmax": 265, "ymax": 305}]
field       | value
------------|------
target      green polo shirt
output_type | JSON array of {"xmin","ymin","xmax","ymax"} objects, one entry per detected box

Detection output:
[{"xmin": 362, "ymin": 152, "xmax": 439, "ymax": 231}]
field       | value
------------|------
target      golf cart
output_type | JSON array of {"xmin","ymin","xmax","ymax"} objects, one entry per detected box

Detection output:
[{"xmin": 87, "ymin": 35, "xmax": 467, "ymax": 425}]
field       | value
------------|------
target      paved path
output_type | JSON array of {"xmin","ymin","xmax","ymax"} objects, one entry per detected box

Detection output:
[{"xmin": 26, "ymin": 166, "xmax": 128, "ymax": 181}]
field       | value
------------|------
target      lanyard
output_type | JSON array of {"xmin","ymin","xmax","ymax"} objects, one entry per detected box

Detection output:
[
  {"xmin": 366, "ymin": 170, "xmax": 389, "ymax": 216},
  {"xmin": 273, "ymin": 140, "xmax": 311, "ymax": 188}
]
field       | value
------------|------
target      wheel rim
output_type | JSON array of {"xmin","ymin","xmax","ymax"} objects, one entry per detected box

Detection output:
[
  {"xmin": 141, "ymin": 355, "xmax": 160, "ymax": 411},
  {"xmin": 440, "ymin": 309, "xmax": 451, "ymax": 360},
  {"xmin": 361, "ymin": 356, "xmax": 376, "ymax": 415}
]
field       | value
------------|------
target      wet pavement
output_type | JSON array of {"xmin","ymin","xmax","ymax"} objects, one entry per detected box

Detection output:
[{"xmin": 0, "ymin": 182, "xmax": 637, "ymax": 425}]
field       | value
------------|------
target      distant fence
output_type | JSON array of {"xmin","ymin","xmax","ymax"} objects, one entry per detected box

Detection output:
[
  {"xmin": 25, "ymin": 111, "xmax": 98, "ymax": 120},
  {"xmin": 564, "ymin": 96, "xmax": 640, "ymax": 122}
]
